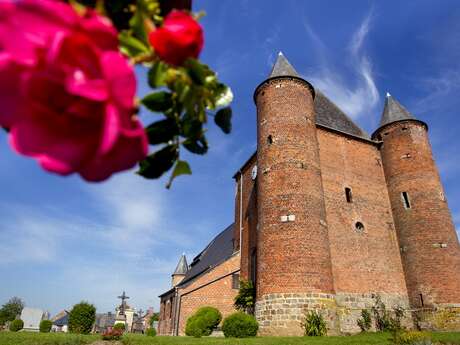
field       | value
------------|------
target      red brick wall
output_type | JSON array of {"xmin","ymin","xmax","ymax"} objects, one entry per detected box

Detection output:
[
  {"xmin": 255, "ymin": 77, "xmax": 334, "ymax": 297},
  {"xmin": 234, "ymin": 156, "xmax": 258, "ymax": 282},
  {"xmin": 376, "ymin": 121, "xmax": 460, "ymax": 307},
  {"xmin": 317, "ymin": 129, "xmax": 409, "ymax": 295},
  {"xmin": 176, "ymin": 254, "xmax": 240, "ymax": 335}
]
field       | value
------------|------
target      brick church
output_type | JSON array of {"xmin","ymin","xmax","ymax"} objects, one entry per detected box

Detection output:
[{"xmin": 158, "ymin": 53, "xmax": 460, "ymax": 336}]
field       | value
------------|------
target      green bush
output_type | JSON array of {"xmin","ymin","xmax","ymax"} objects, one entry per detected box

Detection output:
[
  {"xmin": 185, "ymin": 306, "xmax": 222, "ymax": 337},
  {"xmin": 234, "ymin": 280, "xmax": 256, "ymax": 314},
  {"xmin": 222, "ymin": 312, "xmax": 258, "ymax": 338},
  {"xmin": 39, "ymin": 319, "xmax": 53, "ymax": 333},
  {"xmin": 9, "ymin": 319, "xmax": 24, "ymax": 332},
  {"xmin": 392, "ymin": 330, "xmax": 432, "ymax": 345},
  {"xmin": 113, "ymin": 323, "xmax": 126, "ymax": 331},
  {"xmin": 146, "ymin": 328, "xmax": 157, "ymax": 336},
  {"xmin": 68, "ymin": 302, "xmax": 96, "ymax": 334},
  {"xmin": 357, "ymin": 309, "xmax": 372, "ymax": 332},
  {"xmin": 302, "ymin": 311, "xmax": 327, "ymax": 336}
]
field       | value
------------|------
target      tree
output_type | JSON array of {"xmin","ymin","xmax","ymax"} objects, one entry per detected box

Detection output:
[
  {"xmin": 39, "ymin": 320, "xmax": 53, "ymax": 333},
  {"xmin": 68, "ymin": 302, "xmax": 96, "ymax": 334},
  {"xmin": 0, "ymin": 297, "xmax": 24, "ymax": 326},
  {"xmin": 149, "ymin": 312, "xmax": 159, "ymax": 327}
]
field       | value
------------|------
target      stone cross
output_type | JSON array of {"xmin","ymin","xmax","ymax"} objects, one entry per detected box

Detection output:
[{"xmin": 117, "ymin": 291, "xmax": 130, "ymax": 316}]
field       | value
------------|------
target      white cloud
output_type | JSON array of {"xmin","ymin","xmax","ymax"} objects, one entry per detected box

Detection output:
[{"xmin": 302, "ymin": 11, "xmax": 379, "ymax": 120}]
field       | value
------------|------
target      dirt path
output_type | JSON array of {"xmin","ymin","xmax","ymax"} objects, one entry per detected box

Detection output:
[{"xmin": 90, "ymin": 341, "xmax": 122, "ymax": 345}]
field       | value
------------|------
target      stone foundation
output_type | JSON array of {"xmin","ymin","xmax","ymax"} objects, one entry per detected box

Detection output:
[
  {"xmin": 413, "ymin": 305, "xmax": 460, "ymax": 331},
  {"xmin": 255, "ymin": 292, "xmax": 412, "ymax": 336}
]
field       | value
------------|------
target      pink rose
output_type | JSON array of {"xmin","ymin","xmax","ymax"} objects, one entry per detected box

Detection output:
[{"xmin": 0, "ymin": 0, "xmax": 148, "ymax": 182}]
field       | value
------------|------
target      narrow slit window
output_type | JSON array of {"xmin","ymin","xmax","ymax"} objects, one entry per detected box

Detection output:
[
  {"xmin": 232, "ymin": 273, "xmax": 240, "ymax": 289},
  {"xmin": 420, "ymin": 294, "xmax": 424, "ymax": 307},
  {"xmin": 345, "ymin": 187, "xmax": 353, "ymax": 203},
  {"xmin": 267, "ymin": 135, "xmax": 273, "ymax": 145},
  {"xmin": 402, "ymin": 192, "xmax": 411, "ymax": 209}
]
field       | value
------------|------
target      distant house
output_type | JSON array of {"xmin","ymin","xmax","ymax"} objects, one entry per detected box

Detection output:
[
  {"xmin": 51, "ymin": 311, "xmax": 69, "ymax": 333},
  {"xmin": 20, "ymin": 307, "xmax": 47, "ymax": 332},
  {"xmin": 94, "ymin": 312, "xmax": 115, "ymax": 333}
]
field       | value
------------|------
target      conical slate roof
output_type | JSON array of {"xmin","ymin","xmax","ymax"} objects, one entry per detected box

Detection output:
[
  {"xmin": 266, "ymin": 52, "xmax": 370, "ymax": 140},
  {"xmin": 173, "ymin": 254, "xmax": 188, "ymax": 275},
  {"xmin": 379, "ymin": 93, "xmax": 417, "ymax": 128},
  {"xmin": 269, "ymin": 52, "xmax": 299, "ymax": 78}
]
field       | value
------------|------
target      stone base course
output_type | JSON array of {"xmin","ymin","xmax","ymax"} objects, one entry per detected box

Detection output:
[{"xmin": 255, "ymin": 292, "xmax": 412, "ymax": 335}]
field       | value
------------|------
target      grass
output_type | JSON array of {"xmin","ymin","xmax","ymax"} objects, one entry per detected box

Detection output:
[
  {"xmin": 0, "ymin": 332, "xmax": 98, "ymax": 345},
  {"xmin": 0, "ymin": 332, "xmax": 458, "ymax": 345},
  {"xmin": 122, "ymin": 332, "xmax": 460, "ymax": 345}
]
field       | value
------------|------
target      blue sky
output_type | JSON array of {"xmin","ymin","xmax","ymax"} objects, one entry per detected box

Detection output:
[{"xmin": 1, "ymin": 0, "xmax": 460, "ymax": 316}]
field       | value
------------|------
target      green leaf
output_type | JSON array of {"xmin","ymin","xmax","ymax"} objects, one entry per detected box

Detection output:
[
  {"xmin": 185, "ymin": 59, "xmax": 210, "ymax": 85},
  {"xmin": 146, "ymin": 119, "xmax": 179, "ymax": 145},
  {"xmin": 129, "ymin": 3, "xmax": 148, "ymax": 44},
  {"xmin": 142, "ymin": 91, "xmax": 173, "ymax": 113},
  {"xmin": 137, "ymin": 145, "xmax": 178, "ymax": 179},
  {"xmin": 183, "ymin": 137, "xmax": 208, "ymax": 155},
  {"xmin": 119, "ymin": 31, "xmax": 150, "ymax": 57},
  {"xmin": 181, "ymin": 114, "xmax": 202, "ymax": 139},
  {"xmin": 214, "ymin": 107, "xmax": 232, "ymax": 134},
  {"xmin": 166, "ymin": 160, "xmax": 192, "ymax": 189},
  {"xmin": 148, "ymin": 61, "xmax": 167, "ymax": 88}
]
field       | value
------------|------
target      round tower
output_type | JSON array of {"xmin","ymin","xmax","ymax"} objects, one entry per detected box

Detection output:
[
  {"xmin": 373, "ymin": 94, "xmax": 460, "ymax": 316},
  {"xmin": 254, "ymin": 53, "xmax": 334, "ymax": 335}
]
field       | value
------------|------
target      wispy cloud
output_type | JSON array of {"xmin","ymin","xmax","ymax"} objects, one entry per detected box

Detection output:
[
  {"xmin": 411, "ymin": 70, "xmax": 460, "ymax": 115},
  {"xmin": 302, "ymin": 10, "xmax": 379, "ymax": 120}
]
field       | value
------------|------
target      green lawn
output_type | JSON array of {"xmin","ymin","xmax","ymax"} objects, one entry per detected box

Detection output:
[
  {"xmin": 0, "ymin": 332, "xmax": 98, "ymax": 345},
  {"xmin": 0, "ymin": 332, "xmax": 458, "ymax": 345},
  {"xmin": 122, "ymin": 332, "xmax": 460, "ymax": 345}
]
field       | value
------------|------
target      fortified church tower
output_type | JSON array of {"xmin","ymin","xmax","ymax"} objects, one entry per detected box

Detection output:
[{"xmin": 158, "ymin": 53, "xmax": 460, "ymax": 337}]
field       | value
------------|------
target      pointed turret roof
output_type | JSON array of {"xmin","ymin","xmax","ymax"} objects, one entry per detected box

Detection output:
[
  {"xmin": 379, "ymin": 92, "xmax": 417, "ymax": 128},
  {"xmin": 260, "ymin": 52, "xmax": 370, "ymax": 141},
  {"xmin": 269, "ymin": 52, "xmax": 299, "ymax": 78},
  {"xmin": 173, "ymin": 254, "xmax": 188, "ymax": 275}
]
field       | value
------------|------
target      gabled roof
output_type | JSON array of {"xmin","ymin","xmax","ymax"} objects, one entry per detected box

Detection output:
[
  {"xmin": 179, "ymin": 223, "xmax": 234, "ymax": 287},
  {"xmin": 173, "ymin": 254, "xmax": 188, "ymax": 275},
  {"xmin": 379, "ymin": 92, "xmax": 417, "ymax": 128},
  {"xmin": 53, "ymin": 313, "xmax": 69, "ymax": 327},
  {"xmin": 315, "ymin": 90, "xmax": 370, "ymax": 140}
]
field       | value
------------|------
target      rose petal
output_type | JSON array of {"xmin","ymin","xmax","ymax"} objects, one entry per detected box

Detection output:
[
  {"xmin": 99, "ymin": 104, "xmax": 121, "ymax": 155},
  {"xmin": 101, "ymin": 52, "xmax": 136, "ymax": 110},
  {"xmin": 0, "ymin": 53, "xmax": 23, "ymax": 127},
  {"xmin": 9, "ymin": 103, "xmax": 99, "ymax": 174},
  {"xmin": 79, "ymin": 117, "xmax": 148, "ymax": 182}
]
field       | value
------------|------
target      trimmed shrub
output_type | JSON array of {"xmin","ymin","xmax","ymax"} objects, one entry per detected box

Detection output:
[
  {"xmin": 185, "ymin": 306, "xmax": 222, "ymax": 337},
  {"xmin": 68, "ymin": 301, "xmax": 96, "ymax": 334},
  {"xmin": 146, "ymin": 328, "xmax": 157, "ymax": 336},
  {"xmin": 113, "ymin": 322, "xmax": 126, "ymax": 331},
  {"xmin": 357, "ymin": 309, "xmax": 372, "ymax": 332},
  {"xmin": 222, "ymin": 312, "xmax": 258, "ymax": 338},
  {"xmin": 39, "ymin": 319, "xmax": 53, "ymax": 333},
  {"xmin": 302, "ymin": 311, "xmax": 327, "ymax": 336},
  {"xmin": 391, "ymin": 330, "xmax": 432, "ymax": 345},
  {"xmin": 9, "ymin": 319, "xmax": 24, "ymax": 332}
]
